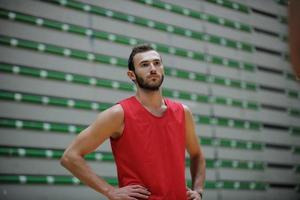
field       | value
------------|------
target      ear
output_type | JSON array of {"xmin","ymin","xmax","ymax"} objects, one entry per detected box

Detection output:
[{"xmin": 127, "ymin": 70, "xmax": 136, "ymax": 82}]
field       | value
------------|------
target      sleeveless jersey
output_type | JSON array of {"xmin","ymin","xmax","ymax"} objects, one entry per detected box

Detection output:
[{"xmin": 110, "ymin": 96, "xmax": 187, "ymax": 200}]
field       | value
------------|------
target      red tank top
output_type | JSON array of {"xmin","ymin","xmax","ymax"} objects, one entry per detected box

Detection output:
[{"xmin": 110, "ymin": 96, "xmax": 187, "ymax": 200}]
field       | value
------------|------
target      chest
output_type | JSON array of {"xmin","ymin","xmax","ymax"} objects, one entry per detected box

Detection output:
[{"xmin": 143, "ymin": 105, "xmax": 167, "ymax": 117}]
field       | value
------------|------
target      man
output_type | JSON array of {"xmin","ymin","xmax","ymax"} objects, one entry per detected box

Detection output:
[{"xmin": 60, "ymin": 44, "xmax": 206, "ymax": 200}]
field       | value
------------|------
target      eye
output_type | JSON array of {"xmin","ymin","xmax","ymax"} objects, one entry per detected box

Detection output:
[
  {"xmin": 154, "ymin": 61, "xmax": 161, "ymax": 66},
  {"xmin": 141, "ymin": 63, "xmax": 149, "ymax": 67}
]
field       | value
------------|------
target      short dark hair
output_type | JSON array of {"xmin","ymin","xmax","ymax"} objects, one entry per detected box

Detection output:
[{"xmin": 128, "ymin": 44, "xmax": 154, "ymax": 71}]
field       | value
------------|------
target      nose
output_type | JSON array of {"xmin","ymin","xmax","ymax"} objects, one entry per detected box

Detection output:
[{"xmin": 149, "ymin": 63, "xmax": 157, "ymax": 74}]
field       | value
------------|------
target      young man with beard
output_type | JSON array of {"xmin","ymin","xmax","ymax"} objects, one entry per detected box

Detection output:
[{"xmin": 61, "ymin": 44, "xmax": 206, "ymax": 200}]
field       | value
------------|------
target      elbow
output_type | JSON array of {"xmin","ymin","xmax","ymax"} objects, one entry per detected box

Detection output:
[
  {"xmin": 60, "ymin": 151, "xmax": 76, "ymax": 168},
  {"xmin": 191, "ymin": 150, "xmax": 204, "ymax": 160},
  {"xmin": 190, "ymin": 151, "xmax": 205, "ymax": 165},
  {"xmin": 199, "ymin": 152, "xmax": 206, "ymax": 167},
  {"xmin": 60, "ymin": 153, "xmax": 69, "ymax": 168}
]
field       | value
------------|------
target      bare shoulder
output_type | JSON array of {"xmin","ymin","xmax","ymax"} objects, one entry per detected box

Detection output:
[
  {"xmin": 182, "ymin": 104, "xmax": 196, "ymax": 125},
  {"xmin": 106, "ymin": 103, "xmax": 124, "ymax": 116},
  {"xmin": 97, "ymin": 104, "xmax": 124, "ymax": 119},
  {"xmin": 94, "ymin": 104, "xmax": 124, "ymax": 138},
  {"xmin": 93, "ymin": 103, "xmax": 125, "ymax": 130},
  {"xmin": 182, "ymin": 104, "xmax": 192, "ymax": 115}
]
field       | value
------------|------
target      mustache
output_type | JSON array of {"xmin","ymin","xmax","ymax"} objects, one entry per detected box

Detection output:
[{"xmin": 147, "ymin": 75, "xmax": 160, "ymax": 78}]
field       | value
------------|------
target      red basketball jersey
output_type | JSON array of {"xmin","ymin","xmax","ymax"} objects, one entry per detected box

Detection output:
[{"xmin": 110, "ymin": 96, "xmax": 187, "ymax": 200}]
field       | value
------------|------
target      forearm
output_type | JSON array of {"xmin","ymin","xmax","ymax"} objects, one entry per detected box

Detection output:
[
  {"xmin": 61, "ymin": 153, "xmax": 114, "ymax": 197},
  {"xmin": 189, "ymin": 154, "xmax": 206, "ymax": 192}
]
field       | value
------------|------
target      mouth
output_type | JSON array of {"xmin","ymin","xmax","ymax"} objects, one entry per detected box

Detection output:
[{"xmin": 147, "ymin": 75, "xmax": 160, "ymax": 79}]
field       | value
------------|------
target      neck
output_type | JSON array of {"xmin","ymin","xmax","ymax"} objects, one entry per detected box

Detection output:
[{"xmin": 135, "ymin": 88, "xmax": 164, "ymax": 109}]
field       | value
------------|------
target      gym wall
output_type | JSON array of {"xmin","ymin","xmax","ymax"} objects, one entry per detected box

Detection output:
[{"xmin": 0, "ymin": 0, "xmax": 299, "ymax": 199}]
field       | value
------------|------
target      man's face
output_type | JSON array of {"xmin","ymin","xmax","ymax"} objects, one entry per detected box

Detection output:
[{"xmin": 132, "ymin": 50, "xmax": 164, "ymax": 91}]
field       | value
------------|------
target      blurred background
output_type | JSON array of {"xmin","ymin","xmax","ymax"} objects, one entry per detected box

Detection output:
[{"xmin": 0, "ymin": 0, "xmax": 299, "ymax": 199}]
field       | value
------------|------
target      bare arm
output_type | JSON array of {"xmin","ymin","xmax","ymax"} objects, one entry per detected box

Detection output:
[
  {"xmin": 184, "ymin": 105, "xmax": 206, "ymax": 199},
  {"xmin": 60, "ymin": 104, "xmax": 150, "ymax": 199}
]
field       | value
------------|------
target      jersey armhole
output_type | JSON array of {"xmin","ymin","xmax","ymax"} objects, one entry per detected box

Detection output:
[{"xmin": 110, "ymin": 102, "xmax": 127, "ymax": 141}]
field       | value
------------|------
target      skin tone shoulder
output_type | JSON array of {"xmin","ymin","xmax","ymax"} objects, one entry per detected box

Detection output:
[{"xmin": 60, "ymin": 49, "xmax": 206, "ymax": 200}]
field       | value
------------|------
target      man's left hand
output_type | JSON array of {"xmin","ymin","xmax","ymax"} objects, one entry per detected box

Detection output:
[{"xmin": 186, "ymin": 188, "xmax": 202, "ymax": 200}]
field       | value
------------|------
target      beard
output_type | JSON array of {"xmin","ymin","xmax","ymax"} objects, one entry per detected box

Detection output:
[{"xmin": 134, "ymin": 72, "xmax": 164, "ymax": 91}]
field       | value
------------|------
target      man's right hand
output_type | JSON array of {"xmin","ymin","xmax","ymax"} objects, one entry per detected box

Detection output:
[{"xmin": 107, "ymin": 185, "xmax": 151, "ymax": 200}]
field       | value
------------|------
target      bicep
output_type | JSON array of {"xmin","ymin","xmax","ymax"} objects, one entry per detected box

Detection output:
[
  {"xmin": 184, "ymin": 105, "xmax": 201, "ymax": 157},
  {"xmin": 65, "ymin": 104, "xmax": 124, "ymax": 156}
]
